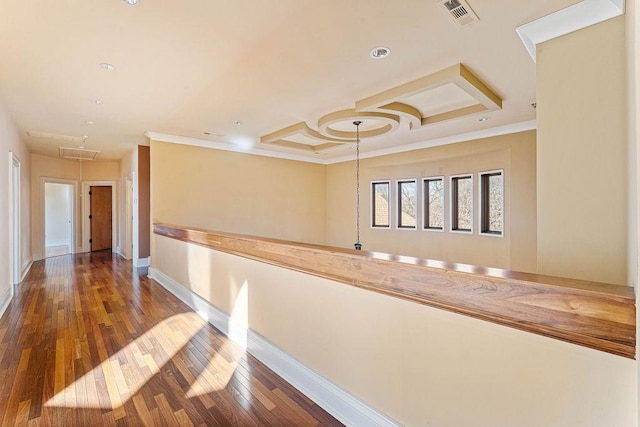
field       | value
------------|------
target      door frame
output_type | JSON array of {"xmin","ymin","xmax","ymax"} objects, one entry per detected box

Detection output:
[
  {"xmin": 124, "ymin": 174, "xmax": 134, "ymax": 259},
  {"xmin": 41, "ymin": 177, "xmax": 78, "ymax": 259},
  {"xmin": 8, "ymin": 153, "xmax": 20, "ymax": 287},
  {"xmin": 82, "ymin": 181, "xmax": 116, "ymax": 253},
  {"xmin": 41, "ymin": 177, "xmax": 77, "ymax": 258}
]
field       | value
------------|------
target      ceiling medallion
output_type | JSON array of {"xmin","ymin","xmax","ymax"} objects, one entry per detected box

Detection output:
[
  {"xmin": 261, "ymin": 63, "xmax": 502, "ymax": 153},
  {"xmin": 317, "ymin": 109, "xmax": 400, "ymax": 140}
]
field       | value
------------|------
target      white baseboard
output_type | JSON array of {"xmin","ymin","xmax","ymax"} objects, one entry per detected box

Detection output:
[
  {"xmin": 0, "ymin": 287, "xmax": 12, "ymax": 319},
  {"xmin": 148, "ymin": 267, "xmax": 400, "ymax": 427},
  {"xmin": 134, "ymin": 257, "xmax": 150, "ymax": 268},
  {"xmin": 117, "ymin": 247, "xmax": 132, "ymax": 260},
  {"xmin": 46, "ymin": 239, "xmax": 70, "ymax": 247},
  {"xmin": 20, "ymin": 258, "xmax": 33, "ymax": 282},
  {"xmin": 33, "ymin": 253, "xmax": 43, "ymax": 262}
]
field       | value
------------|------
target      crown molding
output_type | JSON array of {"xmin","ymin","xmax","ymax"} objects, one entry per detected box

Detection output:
[
  {"xmin": 323, "ymin": 120, "xmax": 537, "ymax": 165},
  {"xmin": 517, "ymin": 0, "xmax": 625, "ymax": 62},
  {"xmin": 147, "ymin": 121, "xmax": 537, "ymax": 165},
  {"xmin": 144, "ymin": 131, "xmax": 326, "ymax": 164}
]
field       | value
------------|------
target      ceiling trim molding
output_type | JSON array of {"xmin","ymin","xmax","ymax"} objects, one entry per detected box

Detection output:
[
  {"xmin": 144, "ymin": 131, "xmax": 326, "ymax": 164},
  {"xmin": 516, "ymin": 0, "xmax": 625, "ymax": 62},
  {"xmin": 322, "ymin": 120, "xmax": 538, "ymax": 165},
  {"xmin": 261, "ymin": 63, "xmax": 502, "ymax": 153},
  {"xmin": 146, "ymin": 121, "xmax": 536, "ymax": 166}
]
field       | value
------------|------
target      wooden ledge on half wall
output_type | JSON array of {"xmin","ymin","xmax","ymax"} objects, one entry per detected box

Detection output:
[{"xmin": 153, "ymin": 223, "xmax": 636, "ymax": 359}]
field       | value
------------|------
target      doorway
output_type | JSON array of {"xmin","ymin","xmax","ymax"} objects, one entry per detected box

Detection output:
[
  {"xmin": 44, "ymin": 182, "xmax": 74, "ymax": 258},
  {"xmin": 81, "ymin": 181, "xmax": 116, "ymax": 254},
  {"xmin": 90, "ymin": 186, "xmax": 112, "ymax": 251}
]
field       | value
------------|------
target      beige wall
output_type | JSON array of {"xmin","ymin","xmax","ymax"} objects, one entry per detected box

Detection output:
[
  {"xmin": 30, "ymin": 154, "xmax": 119, "ymax": 259},
  {"xmin": 150, "ymin": 141, "xmax": 327, "ymax": 244},
  {"xmin": 537, "ymin": 17, "xmax": 628, "ymax": 285},
  {"xmin": 326, "ymin": 131, "xmax": 537, "ymax": 272},
  {"xmin": 153, "ymin": 235, "xmax": 637, "ymax": 426},
  {"xmin": 0, "ymin": 102, "xmax": 31, "ymax": 302},
  {"xmin": 627, "ymin": 0, "xmax": 640, "ymax": 407}
]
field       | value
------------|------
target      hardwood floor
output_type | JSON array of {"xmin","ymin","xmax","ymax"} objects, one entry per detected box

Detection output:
[{"xmin": 0, "ymin": 251, "xmax": 342, "ymax": 426}]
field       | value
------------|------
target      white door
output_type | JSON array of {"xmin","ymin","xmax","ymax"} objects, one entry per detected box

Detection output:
[{"xmin": 44, "ymin": 182, "xmax": 73, "ymax": 258}]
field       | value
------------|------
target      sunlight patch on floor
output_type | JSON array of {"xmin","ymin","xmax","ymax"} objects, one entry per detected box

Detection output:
[
  {"xmin": 186, "ymin": 340, "xmax": 239, "ymax": 398},
  {"xmin": 45, "ymin": 312, "xmax": 206, "ymax": 410}
]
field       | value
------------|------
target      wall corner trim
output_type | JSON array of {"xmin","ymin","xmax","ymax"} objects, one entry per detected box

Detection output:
[
  {"xmin": 133, "ymin": 257, "xmax": 150, "ymax": 268},
  {"xmin": 516, "ymin": 0, "xmax": 625, "ymax": 62},
  {"xmin": 20, "ymin": 258, "xmax": 33, "ymax": 282},
  {"xmin": 0, "ymin": 287, "xmax": 12, "ymax": 319},
  {"xmin": 148, "ymin": 266, "xmax": 401, "ymax": 427}
]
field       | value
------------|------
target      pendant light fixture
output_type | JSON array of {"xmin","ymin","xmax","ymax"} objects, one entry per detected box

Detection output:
[{"xmin": 354, "ymin": 120, "xmax": 362, "ymax": 251}]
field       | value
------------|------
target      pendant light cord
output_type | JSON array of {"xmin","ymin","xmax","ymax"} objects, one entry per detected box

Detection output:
[{"xmin": 354, "ymin": 121, "xmax": 362, "ymax": 251}]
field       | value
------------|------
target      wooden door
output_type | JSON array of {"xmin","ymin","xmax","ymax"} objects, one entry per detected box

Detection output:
[{"xmin": 90, "ymin": 186, "xmax": 112, "ymax": 251}]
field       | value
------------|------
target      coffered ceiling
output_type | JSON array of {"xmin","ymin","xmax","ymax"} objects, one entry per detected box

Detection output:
[{"xmin": 0, "ymin": 0, "xmax": 584, "ymax": 162}]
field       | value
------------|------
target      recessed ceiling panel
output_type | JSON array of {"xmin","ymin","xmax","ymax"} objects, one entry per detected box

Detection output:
[
  {"xmin": 261, "ymin": 63, "xmax": 502, "ymax": 153},
  {"xmin": 286, "ymin": 133, "xmax": 327, "ymax": 145},
  {"xmin": 330, "ymin": 117, "xmax": 391, "ymax": 132},
  {"xmin": 401, "ymin": 83, "xmax": 478, "ymax": 117},
  {"xmin": 59, "ymin": 147, "xmax": 101, "ymax": 160}
]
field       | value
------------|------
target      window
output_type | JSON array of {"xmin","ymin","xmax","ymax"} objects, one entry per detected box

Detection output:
[
  {"xmin": 371, "ymin": 181, "xmax": 390, "ymax": 228},
  {"xmin": 397, "ymin": 179, "xmax": 417, "ymax": 229},
  {"xmin": 480, "ymin": 170, "xmax": 503, "ymax": 236},
  {"xmin": 423, "ymin": 177, "xmax": 444, "ymax": 231},
  {"xmin": 450, "ymin": 174, "xmax": 473, "ymax": 233}
]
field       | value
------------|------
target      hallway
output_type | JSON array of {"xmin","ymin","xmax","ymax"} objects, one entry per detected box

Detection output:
[{"xmin": 0, "ymin": 252, "xmax": 341, "ymax": 426}]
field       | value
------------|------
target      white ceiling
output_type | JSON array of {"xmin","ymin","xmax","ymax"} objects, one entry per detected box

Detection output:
[{"xmin": 0, "ymin": 0, "xmax": 581, "ymax": 162}]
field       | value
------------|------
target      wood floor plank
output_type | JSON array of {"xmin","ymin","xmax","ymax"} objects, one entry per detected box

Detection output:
[{"xmin": 0, "ymin": 252, "xmax": 342, "ymax": 426}]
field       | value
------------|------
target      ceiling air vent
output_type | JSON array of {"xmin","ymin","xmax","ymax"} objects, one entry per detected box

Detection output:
[
  {"xmin": 440, "ymin": 0, "xmax": 479, "ymax": 28},
  {"xmin": 27, "ymin": 130, "xmax": 86, "ymax": 144},
  {"xmin": 59, "ymin": 147, "xmax": 101, "ymax": 161}
]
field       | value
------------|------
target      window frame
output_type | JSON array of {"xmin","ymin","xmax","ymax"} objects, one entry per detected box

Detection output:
[
  {"xmin": 449, "ymin": 173, "xmax": 474, "ymax": 234},
  {"xmin": 370, "ymin": 180, "xmax": 391, "ymax": 229},
  {"xmin": 422, "ymin": 176, "xmax": 445, "ymax": 232},
  {"xmin": 479, "ymin": 169, "xmax": 504, "ymax": 237},
  {"xmin": 396, "ymin": 178, "xmax": 418, "ymax": 231}
]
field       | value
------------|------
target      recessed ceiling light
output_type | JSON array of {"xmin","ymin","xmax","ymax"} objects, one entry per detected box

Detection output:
[
  {"xmin": 79, "ymin": 145, "xmax": 85, "ymax": 149},
  {"xmin": 123, "ymin": 0, "xmax": 139, "ymax": 5},
  {"xmin": 90, "ymin": 99, "xmax": 102, "ymax": 104},
  {"xmin": 233, "ymin": 120, "xmax": 244, "ymax": 126},
  {"xmin": 82, "ymin": 134, "xmax": 89, "ymax": 139},
  {"xmin": 370, "ymin": 46, "xmax": 391, "ymax": 59},
  {"xmin": 203, "ymin": 132, "xmax": 211, "ymax": 135},
  {"xmin": 478, "ymin": 117, "xmax": 489, "ymax": 122},
  {"xmin": 85, "ymin": 120, "xmax": 95, "ymax": 125},
  {"xmin": 99, "ymin": 63, "xmax": 115, "ymax": 71}
]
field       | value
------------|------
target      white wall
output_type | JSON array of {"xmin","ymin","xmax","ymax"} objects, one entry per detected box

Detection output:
[
  {"xmin": 0, "ymin": 102, "xmax": 31, "ymax": 315},
  {"xmin": 44, "ymin": 182, "xmax": 72, "ymax": 247}
]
